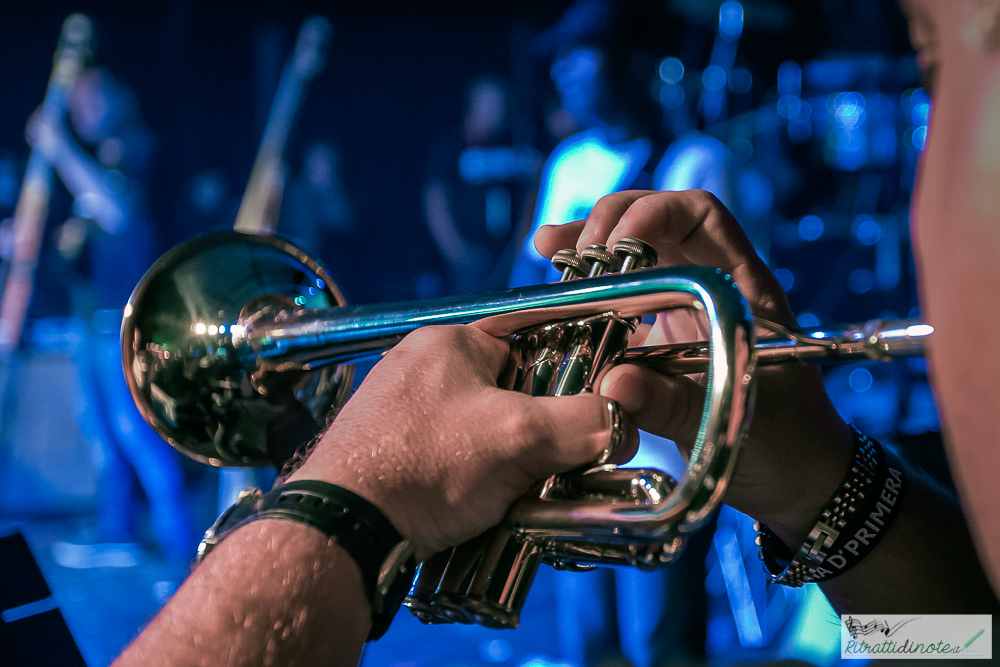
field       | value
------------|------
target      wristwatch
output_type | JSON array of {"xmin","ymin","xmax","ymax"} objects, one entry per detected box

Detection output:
[{"xmin": 198, "ymin": 480, "xmax": 417, "ymax": 640}]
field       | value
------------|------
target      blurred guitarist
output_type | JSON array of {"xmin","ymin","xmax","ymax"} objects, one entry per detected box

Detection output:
[
  {"xmin": 27, "ymin": 67, "xmax": 196, "ymax": 566},
  {"xmin": 234, "ymin": 16, "xmax": 331, "ymax": 235}
]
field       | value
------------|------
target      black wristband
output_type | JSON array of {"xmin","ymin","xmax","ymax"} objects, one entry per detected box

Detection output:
[
  {"xmin": 198, "ymin": 480, "xmax": 416, "ymax": 640},
  {"xmin": 756, "ymin": 429, "xmax": 906, "ymax": 587}
]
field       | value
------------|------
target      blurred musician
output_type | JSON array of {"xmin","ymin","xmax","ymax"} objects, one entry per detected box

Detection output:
[
  {"xmin": 424, "ymin": 76, "xmax": 540, "ymax": 295},
  {"xmin": 26, "ymin": 68, "xmax": 196, "ymax": 564},
  {"xmin": 509, "ymin": 0, "xmax": 736, "ymax": 292},
  {"xmin": 279, "ymin": 139, "xmax": 354, "ymax": 262}
]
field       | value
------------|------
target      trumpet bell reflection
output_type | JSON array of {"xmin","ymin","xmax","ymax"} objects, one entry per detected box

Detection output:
[{"xmin": 122, "ymin": 231, "xmax": 352, "ymax": 468}]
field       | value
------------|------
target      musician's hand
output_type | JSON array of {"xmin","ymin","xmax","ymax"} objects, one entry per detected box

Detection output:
[
  {"xmin": 534, "ymin": 190, "xmax": 854, "ymax": 547},
  {"xmin": 287, "ymin": 324, "xmax": 638, "ymax": 561}
]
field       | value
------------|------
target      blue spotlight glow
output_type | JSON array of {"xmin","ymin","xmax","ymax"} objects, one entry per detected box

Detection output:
[
  {"xmin": 482, "ymin": 639, "xmax": 514, "ymax": 663},
  {"xmin": 777, "ymin": 95, "xmax": 802, "ymax": 120},
  {"xmin": 797, "ymin": 312, "xmax": 820, "ymax": 328},
  {"xmin": 518, "ymin": 657, "xmax": 575, "ymax": 667},
  {"xmin": 773, "ymin": 268, "xmax": 794, "ymax": 292},
  {"xmin": 906, "ymin": 87, "xmax": 929, "ymax": 111},
  {"xmin": 849, "ymin": 268, "xmax": 875, "ymax": 293},
  {"xmin": 702, "ymin": 65, "xmax": 727, "ymax": 91},
  {"xmin": 777, "ymin": 61, "xmax": 801, "ymax": 97},
  {"xmin": 849, "ymin": 368, "xmax": 874, "ymax": 393},
  {"xmin": 852, "ymin": 215, "xmax": 882, "ymax": 246},
  {"xmin": 729, "ymin": 67, "xmax": 752, "ymax": 94},
  {"xmin": 658, "ymin": 57, "xmax": 684, "ymax": 84},
  {"xmin": 719, "ymin": 1, "xmax": 744, "ymax": 39},
  {"xmin": 833, "ymin": 92, "xmax": 865, "ymax": 128},
  {"xmin": 798, "ymin": 215, "xmax": 824, "ymax": 241},
  {"xmin": 713, "ymin": 526, "xmax": 763, "ymax": 647},
  {"xmin": 659, "ymin": 82, "xmax": 685, "ymax": 109}
]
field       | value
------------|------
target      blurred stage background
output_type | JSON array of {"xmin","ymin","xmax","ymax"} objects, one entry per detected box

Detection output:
[{"xmin": 0, "ymin": 1, "xmax": 941, "ymax": 666}]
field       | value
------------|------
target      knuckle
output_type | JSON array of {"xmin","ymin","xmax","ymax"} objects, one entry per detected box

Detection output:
[
  {"xmin": 624, "ymin": 193, "xmax": 663, "ymax": 219},
  {"xmin": 591, "ymin": 191, "xmax": 626, "ymax": 214},
  {"xmin": 405, "ymin": 325, "xmax": 436, "ymax": 345},
  {"xmin": 412, "ymin": 324, "xmax": 458, "ymax": 344},
  {"xmin": 498, "ymin": 404, "xmax": 538, "ymax": 452},
  {"xmin": 467, "ymin": 324, "xmax": 510, "ymax": 359},
  {"xmin": 397, "ymin": 325, "xmax": 462, "ymax": 362},
  {"xmin": 688, "ymin": 188, "xmax": 720, "ymax": 208}
]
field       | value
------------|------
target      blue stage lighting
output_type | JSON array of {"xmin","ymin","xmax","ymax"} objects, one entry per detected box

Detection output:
[
  {"xmin": 853, "ymin": 215, "xmax": 882, "ymax": 246},
  {"xmin": 719, "ymin": 1, "xmax": 744, "ymax": 39},
  {"xmin": 849, "ymin": 268, "xmax": 875, "ymax": 293},
  {"xmin": 703, "ymin": 65, "xmax": 727, "ymax": 92},
  {"xmin": 658, "ymin": 57, "xmax": 684, "ymax": 84},
  {"xmin": 798, "ymin": 215, "xmax": 824, "ymax": 241},
  {"xmin": 849, "ymin": 368, "xmax": 874, "ymax": 393},
  {"xmin": 773, "ymin": 268, "xmax": 794, "ymax": 292}
]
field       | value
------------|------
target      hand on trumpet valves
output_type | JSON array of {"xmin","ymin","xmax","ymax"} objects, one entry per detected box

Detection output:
[
  {"xmin": 286, "ymin": 323, "xmax": 639, "ymax": 562},
  {"xmin": 534, "ymin": 189, "xmax": 856, "ymax": 549}
]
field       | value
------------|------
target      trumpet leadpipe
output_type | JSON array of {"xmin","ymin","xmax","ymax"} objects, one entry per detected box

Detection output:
[
  {"xmin": 622, "ymin": 318, "xmax": 932, "ymax": 376},
  {"xmin": 232, "ymin": 266, "xmax": 732, "ymax": 368}
]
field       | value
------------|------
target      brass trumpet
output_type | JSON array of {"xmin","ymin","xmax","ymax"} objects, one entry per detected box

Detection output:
[{"xmin": 121, "ymin": 230, "xmax": 930, "ymax": 629}]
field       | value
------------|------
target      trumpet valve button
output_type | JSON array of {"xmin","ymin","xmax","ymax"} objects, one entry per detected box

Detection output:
[
  {"xmin": 581, "ymin": 244, "xmax": 622, "ymax": 277},
  {"xmin": 613, "ymin": 237, "xmax": 658, "ymax": 273},
  {"xmin": 551, "ymin": 249, "xmax": 588, "ymax": 281}
]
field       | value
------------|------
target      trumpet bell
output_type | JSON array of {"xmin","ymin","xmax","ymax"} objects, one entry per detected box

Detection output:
[{"xmin": 121, "ymin": 231, "xmax": 354, "ymax": 467}]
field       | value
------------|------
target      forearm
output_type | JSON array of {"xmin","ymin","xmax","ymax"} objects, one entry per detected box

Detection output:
[
  {"xmin": 767, "ymin": 455, "xmax": 999, "ymax": 614},
  {"xmin": 820, "ymin": 466, "xmax": 998, "ymax": 613},
  {"xmin": 113, "ymin": 520, "xmax": 370, "ymax": 667}
]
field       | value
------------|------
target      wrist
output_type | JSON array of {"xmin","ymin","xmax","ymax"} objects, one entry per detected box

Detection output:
[
  {"xmin": 757, "ymin": 428, "xmax": 907, "ymax": 587},
  {"xmin": 758, "ymin": 419, "xmax": 856, "ymax": 548},
  {"xmin": 201, "ymin": 479, "xmax": 416, "ymax": 640},
  {"xmin": 286, "ymin": 453, "xmax": 433, "ymax": 562}
]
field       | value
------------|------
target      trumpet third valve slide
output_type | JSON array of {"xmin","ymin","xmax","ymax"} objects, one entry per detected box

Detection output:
[{"xmin": 120, "ymin": 231, "xmax": 930, "ymax": 629}]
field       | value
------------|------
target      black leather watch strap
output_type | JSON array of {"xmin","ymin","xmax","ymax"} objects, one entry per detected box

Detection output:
[{"xmin": 198, "ymin": 480, "xmax": 416, "ymax": 640}]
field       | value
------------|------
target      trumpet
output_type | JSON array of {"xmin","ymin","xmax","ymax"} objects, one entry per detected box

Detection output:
[{"xmin": 121, "ymin": 230, "xmax": 930, "ymax": 629}]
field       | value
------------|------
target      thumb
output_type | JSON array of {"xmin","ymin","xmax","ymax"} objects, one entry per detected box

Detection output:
[
  {"xmin": 512, "ymin": 393, "xmax": 640, "ymax": 480},
  {"xmin": 599, "ymin": 364, "xmax": 705, "ymax": 452}
]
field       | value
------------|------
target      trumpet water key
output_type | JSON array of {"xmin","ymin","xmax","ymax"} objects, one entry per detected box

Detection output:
[{"xmin": 121, "ymin": 230, "xmax": 930, "ymax": 629}]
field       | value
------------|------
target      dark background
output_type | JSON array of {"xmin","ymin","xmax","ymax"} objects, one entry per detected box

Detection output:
[{"xmin": 0, "ymin": 1, "xmax": 914, "ymax": 305}]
